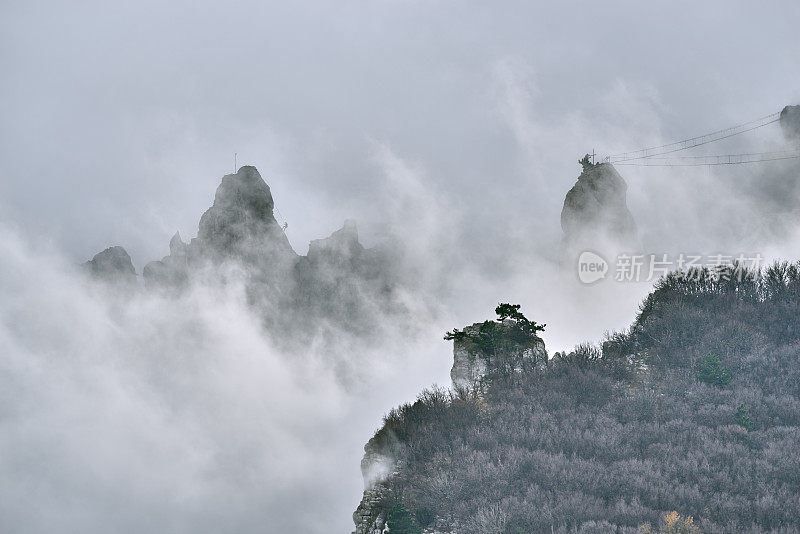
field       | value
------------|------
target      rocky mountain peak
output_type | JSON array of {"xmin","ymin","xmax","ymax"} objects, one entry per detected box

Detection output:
[
  {"xmin": 207, "ymin": 166, "xmax": 275, "ymax": 219},
  {"xmin": 561, "ymin": 162, "xmax": 638, "ymax": 250},
  {"xmin": 90, "ymin": 165, "xmax": 402, "ymax": 338},
  {"xmin": 83, "ymin": 246, "xmax": 137, "ymax": 284},
  {"xmin": 195, "ymin": 165, "xmax": 295, "ymax": 259}
]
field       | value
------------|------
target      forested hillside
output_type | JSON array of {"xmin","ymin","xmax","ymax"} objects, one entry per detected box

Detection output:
[{"xmin": 355, "ymin": 263, "xmax": 800, "ymax": 534}]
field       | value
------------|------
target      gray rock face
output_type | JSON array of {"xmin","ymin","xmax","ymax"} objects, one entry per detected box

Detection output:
[
  {"xmin": 450, "ymin": 329, "xmax": 489, "ymax": 389},
  {"xmin": 352, "ymin": 449, "xmax": 394, "ymax": 534},
  {"xmin": 352, "ymin": 484, "xmax": 389, "ymax": 534},
  {"xmin": 561, "ymin": 162, "xmax": 637, "ymax": 251},
  {"xmin": 83, "ymin": 246, "xmax": 137, "ymax": 284},
  {"xmin": 780, "ymin": 105, "xmax": 800, "ymax": 141}
]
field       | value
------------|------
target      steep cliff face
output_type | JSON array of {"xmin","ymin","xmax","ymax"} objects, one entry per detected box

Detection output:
[
  {"xmin": 450, "ymin": 334, "xmax": 488, "ymax": 390},
  {"xmin": 561, "ymin": 162, "xmax": 638, "ymax": 254},
  {"xmin": 353, "ymin": 428, "xmax": 401, "ymax": 534},
  {"xmin": 352, "ymin": 485, "xmax": 390, "ymax": 534}
]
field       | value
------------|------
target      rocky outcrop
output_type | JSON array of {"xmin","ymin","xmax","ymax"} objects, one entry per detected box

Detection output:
[
  {"xmin": 780, "ymin": 105, "xmax": 800, "ymax": 141},
  {"xmin": 450, "ymin": 320, "xmax": 547, "ymax": 389},
  {"xmin": 353, "ymin": 314, "xmax": 548, "ymax": 533},
  {"xmin": 561, "ymin": 162, "xmax": 638, "ymax": 253},
  {"xmin": 83, "ymin": 246, "xmax": 137, "ymax": 285}
]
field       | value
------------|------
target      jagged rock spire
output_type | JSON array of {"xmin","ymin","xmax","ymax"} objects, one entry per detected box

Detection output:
[
  {"xmin": 561, "ymin": 162, "xmax": 638, "ymax": 252},
  {"xmin": 196, "ymin": 165, "xmax": 296, "ymax": 260}
]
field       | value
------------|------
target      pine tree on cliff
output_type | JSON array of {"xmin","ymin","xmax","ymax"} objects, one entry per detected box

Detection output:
[
  {"xmin": 445, "ymin": 303, "xmax": 545, "ymax": 374},
  {"xmin": 579, "ymin": 153, "xmax": 597, "ymax": 172}
]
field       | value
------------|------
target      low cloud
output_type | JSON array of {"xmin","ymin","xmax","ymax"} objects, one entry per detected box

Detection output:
[{"xmin": 0, "ymin": 224, "xmax": 452, "ymax": 533}]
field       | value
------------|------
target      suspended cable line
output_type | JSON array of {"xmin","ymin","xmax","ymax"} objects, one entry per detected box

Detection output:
[
  {"xmin": 614, "ymin": 150, "xmax": 800, "ymax": 167},
  {"xmin": 607, "ymin": 111, "xmax": 781, "ymax": 163},
  {"xmin": 634, "ymin": 150, "xmax": 799, "ymax": 161}
]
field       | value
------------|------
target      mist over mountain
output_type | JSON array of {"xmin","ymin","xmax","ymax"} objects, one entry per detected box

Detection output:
[
  {"xmin": 561, "ymin": 160, "xmax": 639, "ymax": 259},
  {"xmin": 0, "ymin": 210, "xmax": 443, "ymax": 534},
  {"xmin": 3, "ymin": 2, "xmax": 800, "ymax": 534},
  {"xmin": 92, "ymin": 165, "xmax": 413, "ymax": 348},
  {"xmin": 83, "ymin": 246, "xmax": 138, "ymax": 285}
]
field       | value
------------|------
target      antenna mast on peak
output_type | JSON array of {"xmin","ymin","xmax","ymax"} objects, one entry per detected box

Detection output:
[{"xmin": 234, "ymin": 152, "xmax": 237, "ymax": 173}]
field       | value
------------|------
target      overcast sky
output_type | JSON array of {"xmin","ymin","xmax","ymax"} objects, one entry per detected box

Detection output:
[
  {"xmin": 2, "ymin": 2, "xmax": 800, "ymax": 533},
  {"xmin": 2, "ymin": 0, "xmax": 798, "ymax": 265}
]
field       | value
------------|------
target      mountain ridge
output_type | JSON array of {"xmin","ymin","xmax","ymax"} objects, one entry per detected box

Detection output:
[{"xmin": 84, "ymin": 166, "xmax": 408, "ymax": 342}]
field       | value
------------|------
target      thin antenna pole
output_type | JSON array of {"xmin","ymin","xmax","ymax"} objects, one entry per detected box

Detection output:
[{"xmin": 234, "ymin": 153, "xmax": 237, "ymax": 172}]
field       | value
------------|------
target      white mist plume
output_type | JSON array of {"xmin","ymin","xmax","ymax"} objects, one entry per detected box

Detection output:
[{"xmin": 0, "ymin": 224, "xmax": 451, "ymax": 534}]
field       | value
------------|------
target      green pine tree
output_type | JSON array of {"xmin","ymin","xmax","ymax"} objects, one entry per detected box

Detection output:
[
  {"xmin": 386, "ymin": 503, "xmax": 421, "ymax": 534},
  {"xmin": 697, "ymin": 353, "xmax": 732, "ymax": 387}
]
